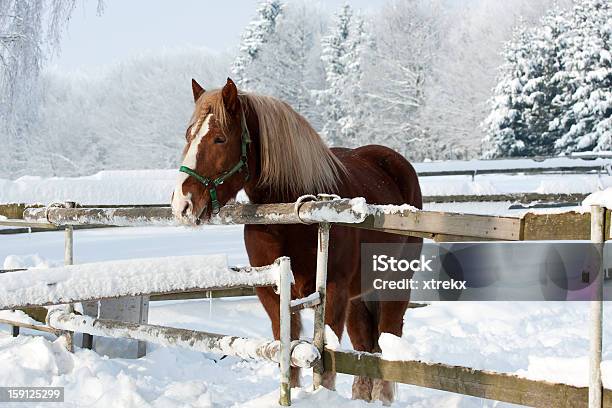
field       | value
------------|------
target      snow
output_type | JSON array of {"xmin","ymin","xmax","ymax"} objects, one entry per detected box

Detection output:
[
  {"xmin": 0, "ymin": 254, "xmax": 281, "ymax": 310},
  {"xmin": 47, "ymin": 310, "xmax": 288, "ymax": 364},
  {"xmin": 0, "ymin": 170, "xmax": 176, "ymax": 205},
  {"xmin": 290, "ymin": 341, "xmax": 320, "ymax": 369},
  {"xmin": 413, "ymin": 155, "xmax": 612, "ymax": 173},
  {"xmin": 3, "ymin": 253, "xmax": 60, "ymax": 270},
  {"xmin": 3, "ymin": 163, "xmax": 612, "ymax": 208},
  {"xmin": 300, "ymin": 197, "xmax": 368, "ymax": 224},
  {"xmin": 0, "ymin": 309, "xmax": 40, "ymax": 326},
  {"xmin": 583, "ymin": 187, "xmax": 612, "ymax": 208},
  {"xmin": 370, "ymin": 203, "xmax": 419, "ymax": 214},
  {"xmin": 324, "ymin": 325, "xmax": 340, "ymax": 351},
  {"xmin": 290, "ymin": 292, "xmax": 320, "ymax": 309}
]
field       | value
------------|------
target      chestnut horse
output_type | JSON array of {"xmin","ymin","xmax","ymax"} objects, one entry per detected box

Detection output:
[{"xmin": 172, "ymin": 78, "xmax": 422, "ymax": 404}]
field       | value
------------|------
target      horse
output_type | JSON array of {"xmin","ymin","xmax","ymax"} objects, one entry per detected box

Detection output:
[{"xmin": 171, "ymin": 78, "xmax": 422, "ymax": 404}]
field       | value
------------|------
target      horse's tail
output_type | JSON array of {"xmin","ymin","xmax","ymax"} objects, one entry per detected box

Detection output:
[{"xmin": 353, "ymin": 145, "xmax": 422, "ymax": 353}]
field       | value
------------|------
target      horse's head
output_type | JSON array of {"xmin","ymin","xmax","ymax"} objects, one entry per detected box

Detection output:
[{"xmin": 172, "ymin": 77, "xmax": 250, "ymax": 224}]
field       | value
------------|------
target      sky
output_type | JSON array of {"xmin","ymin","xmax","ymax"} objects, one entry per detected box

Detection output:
[{"xmin": 54, "ymin": 0, "xmax": 385, "ymax": 70}]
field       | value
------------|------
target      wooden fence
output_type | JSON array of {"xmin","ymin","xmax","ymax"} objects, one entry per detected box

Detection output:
[
  {"xmin": 0, "ymin": 191, "xmax": 591, "ymax": 235},
  {"xmin": 0, "ymin": 253, "xmax": 314, "ymax": 406},
  {"xmin": 1, "ymin": 199, "xmax": 609, "ymax": 407}
]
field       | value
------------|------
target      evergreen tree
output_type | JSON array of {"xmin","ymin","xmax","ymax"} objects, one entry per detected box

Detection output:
[
  {"xmin": 484, "ymin": 0, "xmax": 611, "ymax": 158},
  {"xmin": 231, "ymin": 0, "xmax": 326, "ymax": 128},
  {"xmin": 554, "ymin": 0, "xmax": 612, "ymax": 153},
  {"xmin": 231, "ymin": 0, "xmax": 283, "ymax": 91},
  {"xmin": 483, "ymin": 9, "xmax": 571, "ymax": 158},
  {"xmin": 317, "ymin": 4, "xmax": 370, "ymax": 147}
]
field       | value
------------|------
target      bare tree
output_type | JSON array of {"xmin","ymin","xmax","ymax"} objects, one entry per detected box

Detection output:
[{"xmin": 0, "ymin": 0, "xmax": 103, "ymax": 178}]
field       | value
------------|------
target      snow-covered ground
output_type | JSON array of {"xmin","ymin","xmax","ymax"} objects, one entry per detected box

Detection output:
[{"xmin": 1, "ymin": 225, "xmax": 611, "ymax": 407}]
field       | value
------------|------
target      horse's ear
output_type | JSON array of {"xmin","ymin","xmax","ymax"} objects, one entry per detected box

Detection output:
[
  {"xmin": 222, "ymin": 77, "xmax": 239, "ymax": 114},
  {"xmin": 192, "ymin": 79, "xmax": 205, "ymax": 102}
]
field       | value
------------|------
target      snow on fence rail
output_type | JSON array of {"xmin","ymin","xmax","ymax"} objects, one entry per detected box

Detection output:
[
  {"xmin": 21, "ymin": 198, "xmax": 368, "ymax": 227},
  {"xmin": 18, "ymin": 200, "xmax": 603, "ymax": 241},
  {"xmin": 0, "ymin": 255, "xmax": 282, "ymax": 310},
  {"xmin": 46, "ymin": 310, "xmax": 318, "ymax": 369},
  {"xmin": 20, "ymin": 200, "xmax": 523, "ymax": 240}
]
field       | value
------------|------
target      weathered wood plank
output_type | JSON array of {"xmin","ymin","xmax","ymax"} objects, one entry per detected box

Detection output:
[
  {"xmin": 418, "ymin": 165, "xmax": 604, "ymax": 177},
  {"xmin": 324, "ymin": 348, "xmax": 611, "ymax": 407},
  {"xmin": 22, "ymin": 200, "xmax": 366, "ymax": 226},
  {"xmin": 424, "ymin": 192, "xmax": 587, "ymax": 204},
  {"xmin": 150, "ymin": 287, "xmax": 258, "ymax": 301},
  {"xmin": 0, "ymin": 319, "xmax": 60, "ymax": 335},
  {"xmin": 0, "ymin": 203, "xmax": 29, "ymax": 219},
  {"xmin": 0, "ymin": 219, "xmax": 56, "ymax": 229},
  {"xmin": 521, "ymin": 212, "xmax": 592, "ymax": 240},
  {"xmin": 351, "ymin": 211, "xmax": 521, "ymax": 241}
]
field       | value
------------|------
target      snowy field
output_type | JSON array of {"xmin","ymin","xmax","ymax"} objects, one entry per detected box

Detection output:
[{"xmin": 2, "ymin": 165, "xmax": 612, "ymax": 407}]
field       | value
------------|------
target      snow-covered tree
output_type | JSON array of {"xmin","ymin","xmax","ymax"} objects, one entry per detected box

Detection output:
[
  {"xmin": 484, "ymin": 0, "xmax": 611, "ymax": 158},
  {"xmin": 0, "ymin": 0, "xmax": 104, "ymax": 178},
  {"xmin": 483, "ymin": 10, "xmax": 571, "ymax": 158},
  {"xmin": 422, "ymin": 0, "xmax": 572, "ymax": 159},
  {"xmin": 317, "ymin": 4, "xmax": 371, "ymax": 147},
  {"xmin": 364, "ymin": 0, "xmax": 440, "ymax": 158},
  {"xmin": 39, "ymin": 48, "xmax": 230, "ymax": 176},
  {"xmin": 231, "ymin": 0, "xmax": 283, "ymax": 91},
  {"xmin": 232, "ymin": 1, "xmax": 327, "ymax": 129},
  {"xmin": 554, "ymin": 0, "xmax": 612, "ymax": 153}
]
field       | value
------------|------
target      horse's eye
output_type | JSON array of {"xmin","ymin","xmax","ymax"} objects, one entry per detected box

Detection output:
[{"xmin": 214, "ymin": 136, "xmax": 226, "ymax": 144}]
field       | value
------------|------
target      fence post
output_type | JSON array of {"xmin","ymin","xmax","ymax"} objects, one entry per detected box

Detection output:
[
  {"xmin": 63, "ymin": 201, "xmax": 76, "ymax": 352},
  {"xmin": 312, "ymin": 209, "xmax": 331, "ymax": 389},
  {"xmin": 589, "ymin": 205, "xmax": 604, "ymax": 408},
  {"xmin": 279, "ymin": 257, "xmax": 292, "ymax": 406}
]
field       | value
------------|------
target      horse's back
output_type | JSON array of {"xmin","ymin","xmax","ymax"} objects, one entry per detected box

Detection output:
[{"xmin": 332, "ymin": 144, "xmax": 422, "ymax": 209}]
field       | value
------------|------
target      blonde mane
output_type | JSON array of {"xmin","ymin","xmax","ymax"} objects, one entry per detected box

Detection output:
[{"xmin": 198, "ymin": 90, "xmax": 347, "ymax": 197}]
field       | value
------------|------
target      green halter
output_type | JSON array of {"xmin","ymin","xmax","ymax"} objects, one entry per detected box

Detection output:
[{"xmin": 179, "ymin": 113, "xmax": 251, "ymax": 214}]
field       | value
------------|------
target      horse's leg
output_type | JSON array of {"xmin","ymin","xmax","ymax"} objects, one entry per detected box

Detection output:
[
  {"xmin": 346, "ymin": 298, "xmax": 376, "ymax": 401},
  {"xmin": 255, "ymin": 286, "xmax": 302, "ymax": 387},
  {"xmin": 319, "ymin": 280, "xmax": 349, "ymax": 391},
  {"xmin": 246, "ymin": 227, "xmax": 302, "ymax": 387},
  {"xmin": 371, "ymin": 300, "xmax": 409, "ymax": 405}
]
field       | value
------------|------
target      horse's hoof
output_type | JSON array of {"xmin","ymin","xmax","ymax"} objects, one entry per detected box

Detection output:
[
  {"xmin": 372, "ymin": 379, "xmax": 395, "ymax": 406},
  {"xmin": 351, "ymin": 376, "xmax": 373, "ymax": 401},
  {"xmin": 321, "ymin": 371, "xmax": 337, "ymax": 391}
]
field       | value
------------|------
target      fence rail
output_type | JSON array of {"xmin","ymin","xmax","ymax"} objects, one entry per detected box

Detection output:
[
  {"xmin": 324, "ymin": 348, "xmax": 610, "ymax": 408},
  {"xmin": 417, "ymin": 164, "xmax": 609, "ymax": 178},
  {"xmin": 0, "ymin": 256, "xmax": 283, "ymax": 311}
]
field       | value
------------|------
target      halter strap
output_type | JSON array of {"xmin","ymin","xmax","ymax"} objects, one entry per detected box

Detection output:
[{"xmin": 179, "ymin": 112, "xmax": 251, "ymax": 214}]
